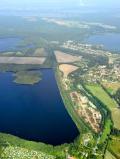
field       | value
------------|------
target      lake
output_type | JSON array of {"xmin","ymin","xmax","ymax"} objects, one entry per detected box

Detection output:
[
  {"xmin": 0, "ymin": 69, "xmax": 79, "ymax": 145},
  {"xmin": 85, "ymin": 33, "xmax": 120, "ymax": 52},
  {"xmin": 0, "ymin": 37, "xmax": 20, "ymax": 52}
]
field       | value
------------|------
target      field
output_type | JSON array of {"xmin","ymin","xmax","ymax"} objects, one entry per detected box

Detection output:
[
  {"xmin": 59, "ymin": 64, "xmax": 79, "ymax": 78},
  {"xmin": 105, "ymin": 151, "xmax": 116, "ymax": 159},
  {"xmin": 0, "ymin": 57, "xmax": 46, "ymax": 65},
  {"xmin": 108, "ymin": 136, "xmax": 120, "ymax": 159},
  {"xmin": 54, "ymin": 51, "xmax": 81, "ymax": 63},
  {"xmin": 99, "ymin": 119, "xmax": 112, "ymax": 144},
  {"xmin": 102, "ymin": 82, "xmax": 120, "ymax": 95},
  {"xmin": 86, "ymin": 84, "xmax": 120, "ymax": 130}
]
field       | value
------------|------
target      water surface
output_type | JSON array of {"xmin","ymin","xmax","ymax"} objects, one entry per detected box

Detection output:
[
  {"xmin": 0, "ymin": 69, "xmax": 79, "ymax": 145},
  {"xmin": 0, "ymin": 37, "xmax": 20, "ymax": 52},
  {"xmin": 85, "ymin": 33, "xmax": 120, "ymax": 52}
]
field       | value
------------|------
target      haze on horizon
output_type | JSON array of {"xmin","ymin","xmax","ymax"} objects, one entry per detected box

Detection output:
[
  {"xmin": 0, "ymin": 0, "xmax": 120, "ymax": 17},
  {"xmin": 0, "ymin": 0, "xmax": 120, "ymax": 9}
]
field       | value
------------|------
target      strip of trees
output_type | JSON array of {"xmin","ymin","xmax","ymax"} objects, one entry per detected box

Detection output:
[{"xmin": 114, "ymin": 88, "xmax": 120, "ymax": 106}]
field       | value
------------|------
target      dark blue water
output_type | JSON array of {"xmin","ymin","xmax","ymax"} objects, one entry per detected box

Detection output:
[
  {"xmin": 85, "ymin": 34, "xmax": 120, "ymax": 52},
  {"xmin": 0, "ymin": 37, "xmax": 20, "ymax": 52},
  {"xmin": 0, "ymin": 69, "xmax": 79, "ymax": 145}
]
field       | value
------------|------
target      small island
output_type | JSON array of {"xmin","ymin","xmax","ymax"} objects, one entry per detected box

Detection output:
[{"xmin": 13, "ymin": 71, "xmax": 42, "ymax": 85}]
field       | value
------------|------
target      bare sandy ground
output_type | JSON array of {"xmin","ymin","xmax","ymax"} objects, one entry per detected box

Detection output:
[
  {"xmin": 0, "ymin": 57, "xmax": 46, "ymax": 65},
  {"xmin": 55, "ymin": 51, "xmax": 81, "ymax": 63},
  {"xmin": 59, "ymin": 64, "xmax": 79, "ymax": 77}
]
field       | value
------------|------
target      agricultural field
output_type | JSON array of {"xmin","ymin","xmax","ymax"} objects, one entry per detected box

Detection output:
[
  {"xmin": 102, "ymin": 82, "xmax": 120, "ymax": 95},
  {"xmin": 85, "ymin": 84, "xmax": 120, "ymax": 130},
  {"xmin": 54, "ymin": 51, "xmax": 81, "ymax": 63},
  {"xmin": 99, "ymin": 119, "xmax": 112, "ymax": 144},
  {"xmin": 107, "ymin": 136, "xmax": 120, "ymax": 159},
  {"xmin": 105, "ymin": 151, "xmax": 116, "ymax": 159},
  {"xmin": 0, "ymin": 57, "xmax": 46, "ymax": 65}
]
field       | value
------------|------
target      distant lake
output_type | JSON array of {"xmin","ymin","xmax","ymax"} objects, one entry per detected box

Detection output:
[
  {"xmin": 85, "ymin": 33, "xmax": 120, "ymax": 52},
  {"xmin": 0, "ymin": 37, "xmax": 20, "ymax": 52},
  {"xmin": 0, "ymin": 69, "xmax": 79, "ymax": 145}
]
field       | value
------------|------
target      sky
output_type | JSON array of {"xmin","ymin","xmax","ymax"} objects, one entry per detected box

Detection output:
[
  {"xmin": 0, "ymin": 0, "xmax": 120, "ymax": 8},
  {"xmin": 0, "ymin": 0, "xmax": 120, "ymax": 15}
]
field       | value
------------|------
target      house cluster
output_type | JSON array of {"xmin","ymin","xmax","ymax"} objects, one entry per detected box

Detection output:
[
  {"xmin": 83, "ymin": 64, "xmax": 120, "ymax": 83},
  {"xmin": 61, "ymin": 41, "xmax": 93, "ymax": 51},
  {"xmin": 81, "ymin": 133, "xmax": 93, "ymax": 147},
  {"xmin": 70, "ymin": 91, "xmax": 102, "ymax": 133},
  {"xmin": 2, "ymin": 146, "xmax": 55, "ymax": 159},
  {"xmin": 61, "ymin": 41, "xmax": 110, "ymax": 56},
  {"xmin": 61, "ymin": 78, "xmax": 71, "ymax": 90}
]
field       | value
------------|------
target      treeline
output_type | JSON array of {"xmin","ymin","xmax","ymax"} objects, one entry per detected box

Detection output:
[
  {"xmin": 114, "ymin": 88, "xmax": 120, "ymax": 106},
  {"xmin": 111, "ymin": 128, "xmax": 120, "ymax": 136}
]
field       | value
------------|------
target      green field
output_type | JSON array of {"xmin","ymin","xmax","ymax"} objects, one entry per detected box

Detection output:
[
  {"xmin": 86, "ymin": 84, "xmax": 120, "ymax": 130},
  {"xmin": 99, "ymin": 119, "xmax": 112, "ymax": 144},
  {"xmin": 108, "ymin": 136, "xmax": 120, "ymax": 159},
  {"xmin": 86, "ymin": 84, "xmax": 117, "ymax": 110},
  {"xmin": 105, "ymin": 150, "xmax": 116, "ymax": 159}
]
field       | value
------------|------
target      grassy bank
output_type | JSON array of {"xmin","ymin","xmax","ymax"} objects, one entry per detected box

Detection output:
[{"xmin": 55, "ymin": 68, "xmax": 90, "ymax": 134}]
